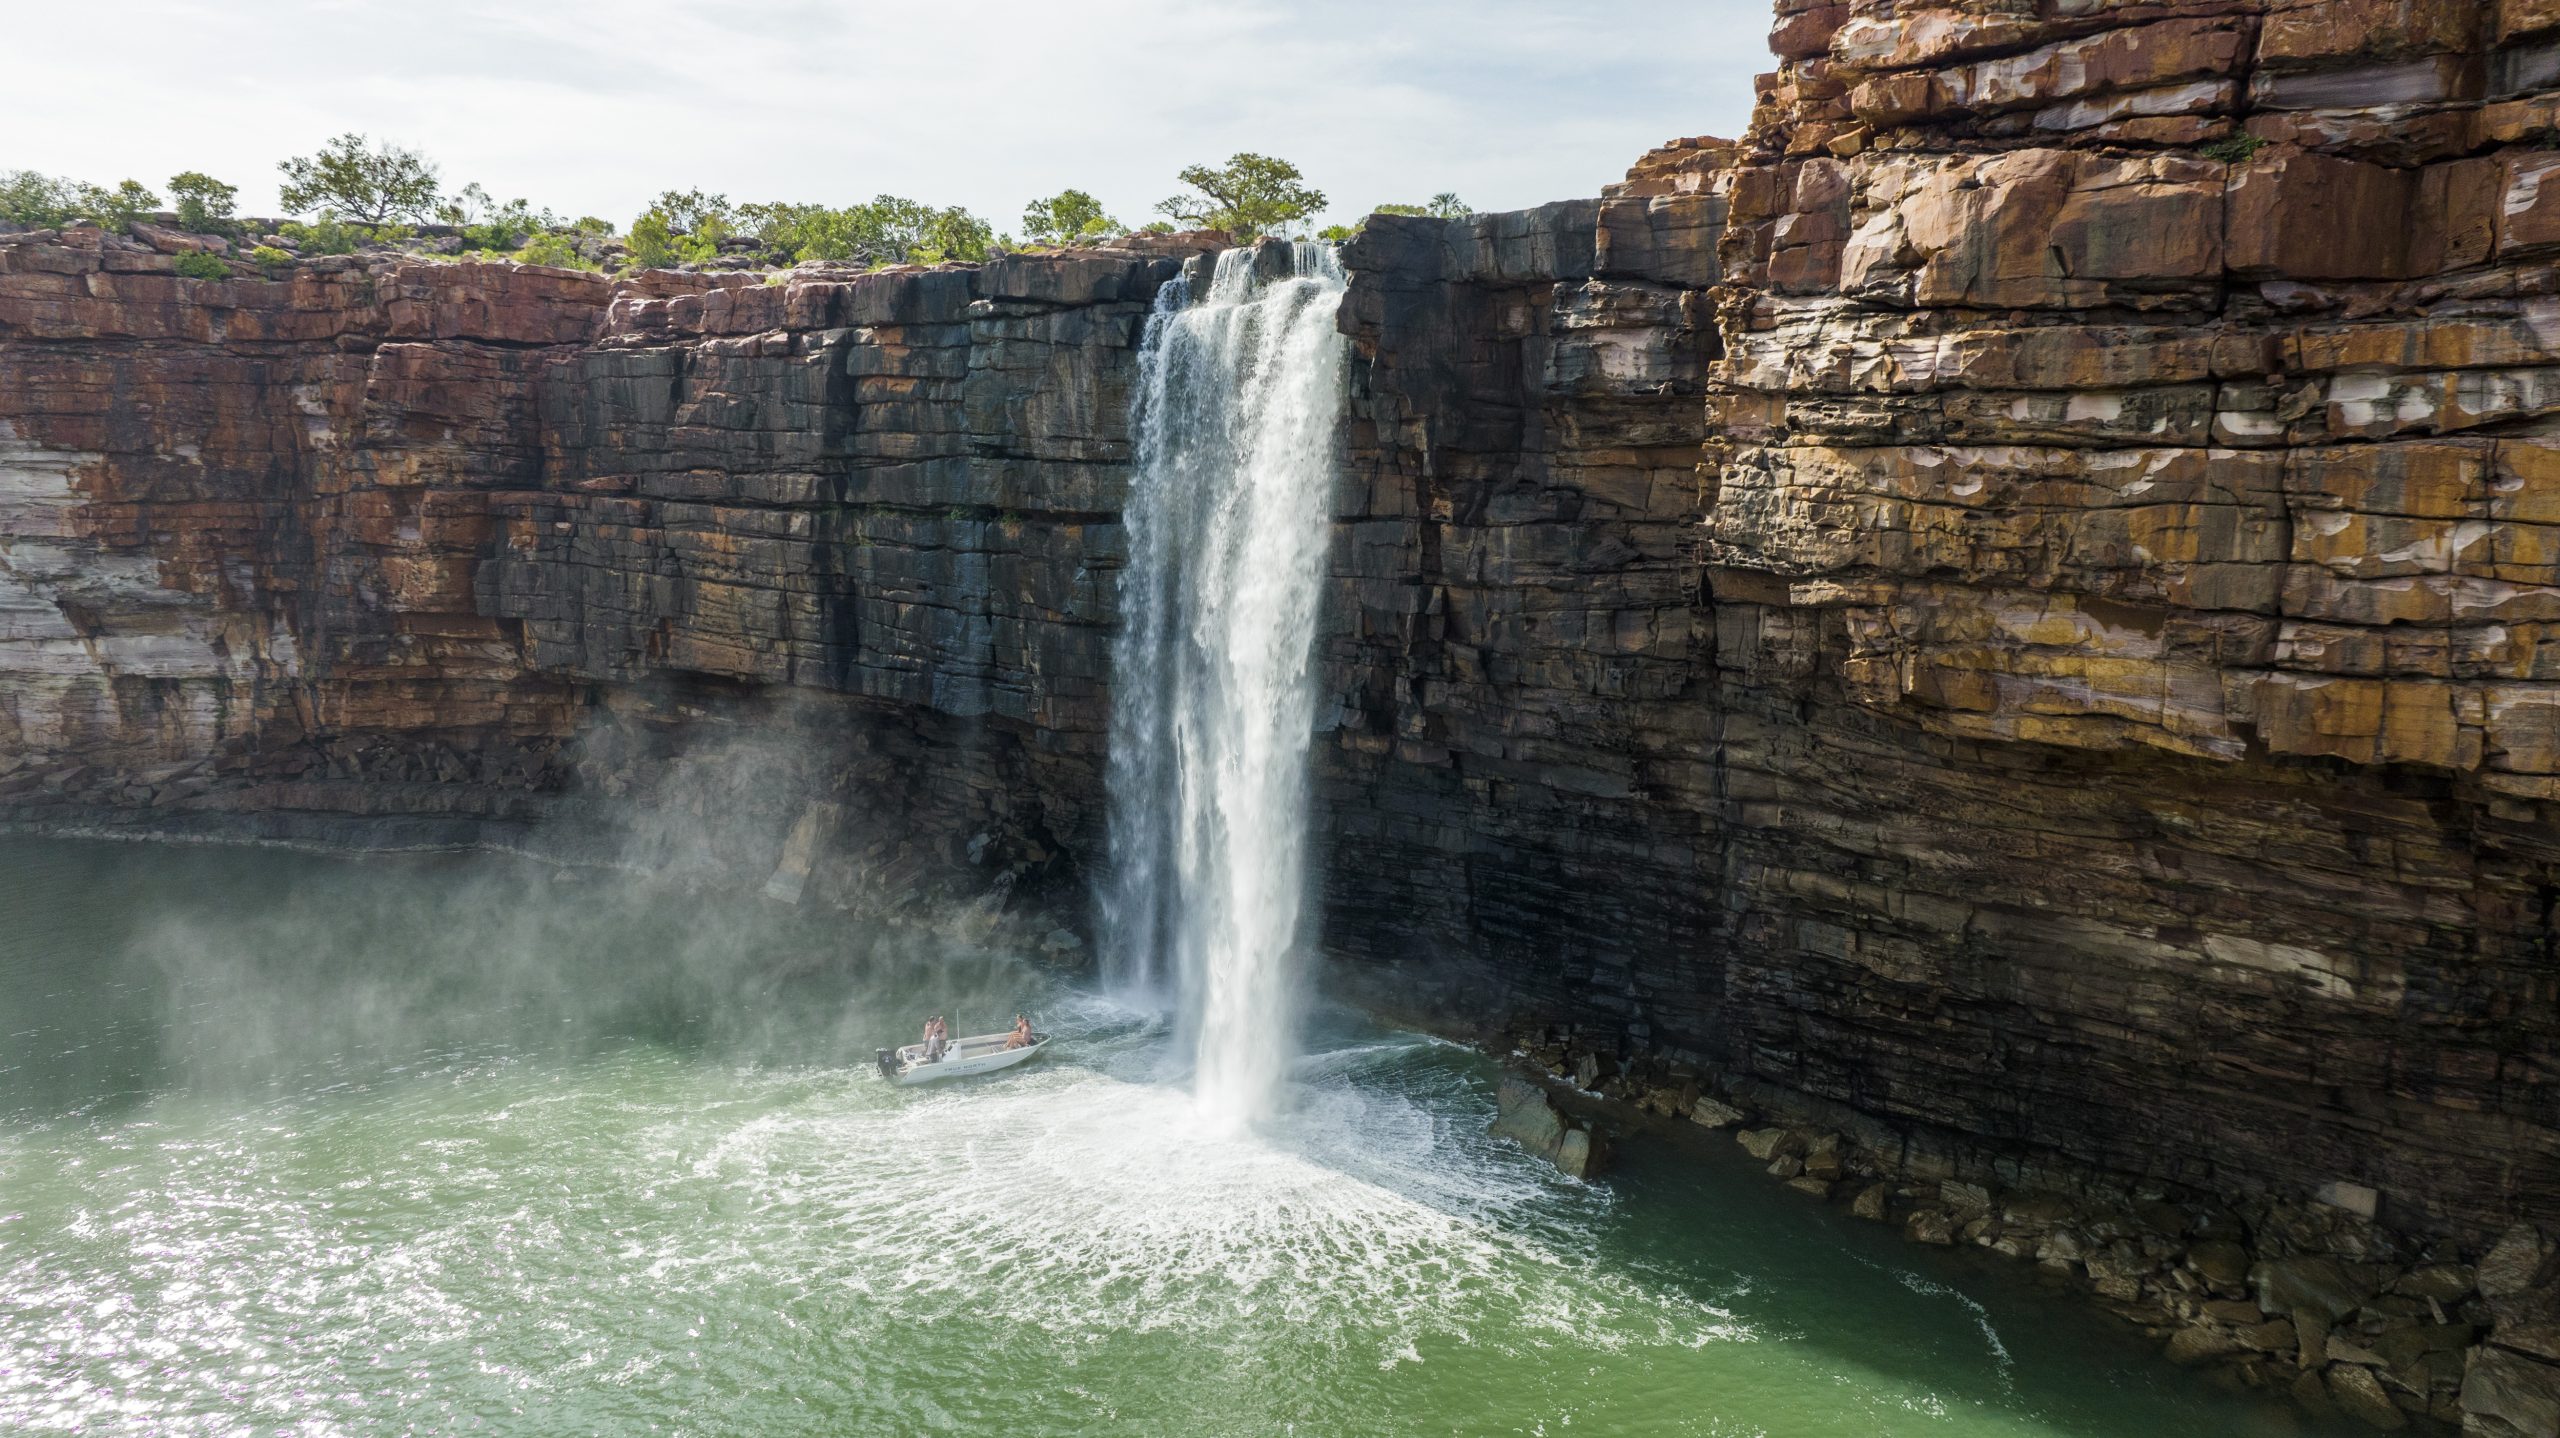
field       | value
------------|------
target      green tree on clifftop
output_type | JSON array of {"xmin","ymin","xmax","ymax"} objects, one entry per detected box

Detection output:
[
  {"xmin": 626, "ymin": 190, "xmax": 735, "ymax": 268},
  {"xmin": 1155, "ymin": 153, "xmax": 1325, "ymax": 241},
  {"xmin": 438, "ymin": 182, "xmax": 564, "ymax": 253},
  {"xmin": 1020, "ymin": 189, "xmax": 1120, "ymax": 247},
  {"xmin": 278, "ymin": 134, "xmax": 441, "ymax": 226},
  {"xmin": 1320, "ymin": 193, "xmax": 1472, "ymax": 242},
  {"xmin": 644, "ymin": 189, "xmax": 734, "ymax": 238},
  {"xmin": 0, "ymin": 171, "xmax": 159, "ymax": 230},
  {"xmin": 1375, "ymin": 193, "xmax": 1470, "ymax": 219},
  {"xmin": 168, "ymin": 172, "xmax": 238, "ymax": 234},
  {"xmin": 737, "ymin": 196, "xmax": 993, "ymax": 266}
]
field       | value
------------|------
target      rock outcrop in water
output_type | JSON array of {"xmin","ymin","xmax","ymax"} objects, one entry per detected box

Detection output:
[
  {"xmin": 1488, "ymin": 1076, "xmax": 1609, "ymax": 1180},
  {"xmin": 9, "ymin": 3, "xmax": 2560, "ymax": 1426}
]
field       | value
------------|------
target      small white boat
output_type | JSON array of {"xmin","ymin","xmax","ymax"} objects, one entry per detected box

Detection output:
[{"xmin": 877, "ymin": 1031, "xmax": 1051, "ymax": 1086}]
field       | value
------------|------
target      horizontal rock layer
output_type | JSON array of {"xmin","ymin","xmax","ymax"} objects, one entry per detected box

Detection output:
[
  {"xmin": 0, "ymin": 232, "xmax": 1191, "ymax": 902},
  {"xmin": 1682, "ymin": 0, "xmax": 2560, "ymax": 1262}
]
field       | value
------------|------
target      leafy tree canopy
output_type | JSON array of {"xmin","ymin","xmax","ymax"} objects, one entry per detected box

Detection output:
[
  {"xmin": 278, "ymin": 215, "xmax": 404, "ymax": 255},
  {"xmin": 739, "ymin": 195, "xmax": 993, "ymax": 266},
  {"xmin": 1020, "ymin": 189, "xmax": 1120, "ymax": 247},
  {"xmin": 0, "ymin": 171, "xmax": 159, "ymax": 231},
  {"xmin": 511, "ymin": 231, "xmax": 601, "ymax": 272},
  {"xmin": 646, "ymin": 188, "xmax": 734, "ymax": 236},
  {"xmin": 1372, "ymin": 192, "xmax": 1470, "ymax": 219},
  {"xmin": 438, "ymin": 182, "xmax": 562, "ymax": 253},
  {"xmin": 1320, "ymin": 193, "xmax": 1473, "ymax": 242},
  {"xmin": 168, "ymin": 171, "xmax": 237, "ymax": 234},
  {"xmin": 621, "ymin": 190, "xmax": 743, "ymax": 268},
  {"xmin": 625, "ymin": 189, "xmax": 736, "ymax": 268},
  {"xmin": 1155, "ymin": 153, "xmax": 1325, "ymax": 241},
  {"xmin": 277, "ymin": 134, "xmax": 440, "ymax": 226}
]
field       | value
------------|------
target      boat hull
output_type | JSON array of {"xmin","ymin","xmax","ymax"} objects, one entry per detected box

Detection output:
[{"xmin": 881, "ymin": 1033, "xmax": 1050, "ymax": 1086}]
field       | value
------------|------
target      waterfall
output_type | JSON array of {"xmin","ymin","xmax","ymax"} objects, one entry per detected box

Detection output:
[{"xmin": 1101, "ymin": 240, "xmax": 1348, "ymax": 1129}]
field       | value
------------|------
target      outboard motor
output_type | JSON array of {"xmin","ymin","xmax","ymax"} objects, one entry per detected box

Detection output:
[{"xmin": 875, "ymin": 1048, "xmax": 898, "ymax": 1081}]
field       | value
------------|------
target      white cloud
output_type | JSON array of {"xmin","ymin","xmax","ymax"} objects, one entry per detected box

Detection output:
[{"xmin": 3, "ymin": 0, "xmax": 1770, "ymax": 230}]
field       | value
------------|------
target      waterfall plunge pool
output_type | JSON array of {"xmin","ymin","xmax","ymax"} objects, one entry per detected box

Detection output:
[{"xmin": 0, "ymin": 836, "xmax": 2353, "ymax": 1436}]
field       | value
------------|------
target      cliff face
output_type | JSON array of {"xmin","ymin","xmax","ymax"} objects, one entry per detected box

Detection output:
[
  {"xmin": 0, "ymin": 235, "xmax": 1193, "ymax": 899},
  {"xmin": 1321, "ymin": 197, "xmax": 1722, "ymax": 1040},
  {"xmin": 0, "ymin": 245, "xmax": 592, "ymax": 809},
  {"xmin": 1693, "ymin": 0, "xmax": 2560, "ymax": 1248},
  {"xmin": 3, "ymin": 0, "xmax": 2559, "ymax": 1290}
]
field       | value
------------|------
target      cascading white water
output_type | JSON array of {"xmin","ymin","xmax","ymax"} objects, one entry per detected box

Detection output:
[{"xmin": 1102, "ymin": 240, "xmax": 1348, "ymax": 1129}]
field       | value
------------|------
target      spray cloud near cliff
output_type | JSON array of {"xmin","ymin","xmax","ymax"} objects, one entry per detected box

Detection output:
[{"xmin": 28, "ymin": 692, "xmax": 1046, "ymax": 1108}]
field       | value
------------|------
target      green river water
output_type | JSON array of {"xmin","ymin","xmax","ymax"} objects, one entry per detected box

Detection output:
[{"xmin": 0, "ymin": 836, "xmax": 2344, "ymax": 1436}]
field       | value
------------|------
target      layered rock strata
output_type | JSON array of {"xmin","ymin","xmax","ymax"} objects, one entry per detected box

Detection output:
[
  {"xmin": 1323, "ymin": 196, "xmax": 1725, "ymax": 1047},
  {"xmin": 1689, "ymin": 0, "xmax": 2560, "ymax": 1245},
  {"xmin": 1658, "ymin": 0, "xmax": 2560, "ymax": 1428},
  {"xmin": 7, "ymin": 3, "xmax": 2560, "ymax": 1424},
  {"xmin": 0, "ymin": 233, "xmax": 1192, "ymax": 901}
]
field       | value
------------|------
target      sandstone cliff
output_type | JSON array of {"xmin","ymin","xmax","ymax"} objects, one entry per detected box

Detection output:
[
  {"xmin": 1692, "ymin": 0, "xmax": 2560, "ymax": 1244},
  {"xmin": 7, "ymin": 3, "xmax": 2560, "ymax": 1426},
  {"xmin": 1683, "ymin": 2, "xmax": 2560, "ymax": 1427},
  {"xmin": 0, "ymin": 235, "xmax": 1195, "ymax": 901}
]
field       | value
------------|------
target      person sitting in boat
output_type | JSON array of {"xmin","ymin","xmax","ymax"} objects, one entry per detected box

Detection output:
[{"xmin": 1004, "ymin": 1015, "xmax": 1033, "ymax": 1051}]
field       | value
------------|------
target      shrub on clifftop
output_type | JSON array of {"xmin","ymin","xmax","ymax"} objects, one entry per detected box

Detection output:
[
  {"xmin": 1320, "ymin": 193, "xmax": 1470, "ymax": 242},
  {"xmin": 1375, "ymin": 193, "xmax": 1470, "ymax": 219},
  {"xmin": 1155, "ymin": 153, "xmax": 1325, "ymax": 241},
  {"xmin": 437, "ymin": 183, "xmax": 566, "ymax": 253},
  {"xmin": 642, "ymin": 188, "xmax": 734, "ymax": 239},
  {"xmin": 626, "ymin": 189, "xmax": 734, "ymax": 268},
  {"xmin": 510, "ymin": 231, "xmax": 600, "ymax": 271},
  {"xmin": 735, "ymin": 195, "xmax": 993, "ymax": 267},
  {"xmin": 277, "ymin": 215, "xmax": 394, "ymax": 255},
  {"xmin": 892, "ymin": 201, "xmax": 993, "ymax": 264}
]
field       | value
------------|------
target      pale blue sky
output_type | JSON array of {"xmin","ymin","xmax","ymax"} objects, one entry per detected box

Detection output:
[{"xmin": 5, "ymin": 0, "xmax": 1773, "ymax": 232}]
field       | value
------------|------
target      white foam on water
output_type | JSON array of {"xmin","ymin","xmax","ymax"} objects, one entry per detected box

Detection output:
[
  {"xmin": 703, "ymin": 1048, "xmax": 1748, "ymax": 1364},
  {"xmin": 1893, "ymin": 1268, "xmax": 2019, "ymax": 1394}
]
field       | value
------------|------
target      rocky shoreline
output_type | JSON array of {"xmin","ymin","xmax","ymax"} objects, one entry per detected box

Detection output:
[{"xmin": 1498, "ymin": 1029, "xmax": 2560, "ymax": 1436}]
